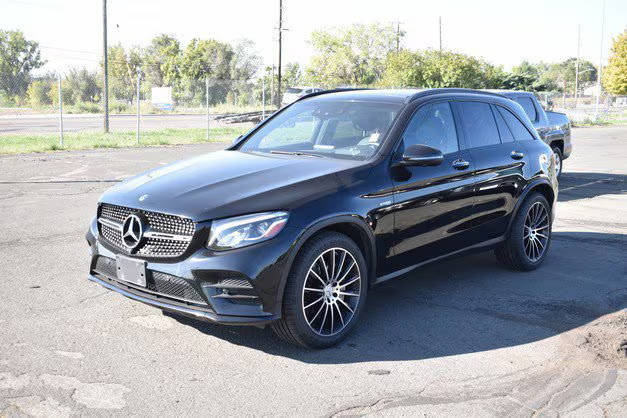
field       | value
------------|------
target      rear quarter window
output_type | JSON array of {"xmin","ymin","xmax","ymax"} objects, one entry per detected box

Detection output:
[{"xmin": 497, "ymin": 106, "xmax": 535, "ymax": 141}]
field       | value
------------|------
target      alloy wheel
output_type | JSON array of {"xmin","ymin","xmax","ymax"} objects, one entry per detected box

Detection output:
[
  {"xmin": 523, "ymin": 202, "xmax": 550, "ymax": 262},
  {"xmin": 301, "ymin": 247, "xmax": 361, "ymax": 336}
]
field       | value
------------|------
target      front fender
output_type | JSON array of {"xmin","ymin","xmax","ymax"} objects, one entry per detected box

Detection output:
[{"xmin": 274, "ymin": 214, "xmax": 377, "ymax": 311}]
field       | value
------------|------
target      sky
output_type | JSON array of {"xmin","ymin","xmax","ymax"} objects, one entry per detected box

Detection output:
[{"xmin": 2, "ymin": 0, "xmax": 626, "ymax": 76}]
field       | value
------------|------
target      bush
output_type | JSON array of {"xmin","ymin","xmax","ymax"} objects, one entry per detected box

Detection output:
[
  {"xmin": 50, "ymin": 80, "xmax": 75, "ymax": 106},
  {"xmin": 70, "ymin": 101, "xmax": 100, "ymax": 113},
  {"xmin": 27, "ymin": 80, "xmax": 53, "ymax": 107}
]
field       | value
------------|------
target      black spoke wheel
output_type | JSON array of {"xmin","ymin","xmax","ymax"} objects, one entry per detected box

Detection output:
[
  {"xmin": 495, "ymin": 192, "xmax": 552, "ymax": 271},
  {"xmin": 272, "ymin": 232, "xmax": 368, "ymax": 348}
]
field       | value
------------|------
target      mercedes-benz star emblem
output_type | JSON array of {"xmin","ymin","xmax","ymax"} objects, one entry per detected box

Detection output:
[{"xmin": 121, "ymin": 214, "xmax": 144, "ymax": 250}]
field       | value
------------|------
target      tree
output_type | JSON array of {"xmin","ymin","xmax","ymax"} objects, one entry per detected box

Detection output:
[
  {"xmin": 306, "ymin": 23, "xmax": 398, "ymax": 86},
  {"xmin": 380, "ymin": 49, "xmax": 504, "ymax": 89},
  {"xmin": 180, "ymin": 38, "xmax": 234, "ymax": 104},
  {"xmin": 66, "ymin": 68, "xmax": 101, "ymax": 103},
  {"xmin": 603, "ymin": 30, "xmax": 627, "ymax": 95},
  {"xmin": 143, "ymin": 34, "xmax": 181, "ymax": 88},
  {"xmin": 105, "ymin": 44, "xmax": 143, "ymax": 102},
  {"xmin": 0, "ymin": 29, "xmax": 45, "ymax": 99},
  {"xmin": 230, "ymin": 39, "xmax": 261, "ymax": 80},
  {"xmin": 282, "ymin": 62, "xmax": 303, "ymax": 88},
  {"xmin": 379, "ymin": 50, "xmax": 423, "ymax": 87}
]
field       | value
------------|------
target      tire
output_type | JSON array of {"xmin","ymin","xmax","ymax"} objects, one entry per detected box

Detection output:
[
  {"xmin": 495, "ymin": 192, "xmax": 552, "ymax": 271},
  {"xmin": 552, "ymin": 146, "xmax": 563, "ymax": 178},
  {"xmin": 271, "ymin": 231, "xmax": 368, "ymax": 349}
]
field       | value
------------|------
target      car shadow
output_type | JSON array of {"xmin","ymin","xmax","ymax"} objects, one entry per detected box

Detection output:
[
  {"xmin": 558, "ymin": 172, "xmax": 625, "ymax": 202},
  {"xmin": 165, "ymin": 230, "xmax": 626, "ymax": 363}
]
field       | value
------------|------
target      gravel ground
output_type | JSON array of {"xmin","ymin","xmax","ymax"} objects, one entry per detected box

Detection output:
[{"xmin": 0, "ymin": 126, "xmax": 625, "ymax": 417}]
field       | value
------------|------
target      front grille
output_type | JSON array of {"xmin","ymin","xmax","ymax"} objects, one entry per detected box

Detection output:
[
  {"xmin": 92, "ymin": 255, "xmax": 205, "ymax": 304},
  {"xmin": 98, "ymin": 203, "xmax": 195, "ymax": 258}
]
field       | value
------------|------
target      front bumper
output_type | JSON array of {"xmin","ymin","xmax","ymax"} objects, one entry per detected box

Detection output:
[
  {"xmin": 88, "ymin": 274, "xmax": 277, "ymax": 325},
  {"xmin": 86, "ymin": 217, "xmax": 300, "ymax": 325}
]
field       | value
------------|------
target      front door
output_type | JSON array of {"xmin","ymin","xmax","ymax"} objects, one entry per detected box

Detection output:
[{"xmin": 387, "ymin": 101, "xmax": 476, "ymax": 272}]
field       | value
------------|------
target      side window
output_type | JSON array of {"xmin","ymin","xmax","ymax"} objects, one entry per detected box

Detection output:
[
  {"xmin": 491, "ymin": 105, "xmax": 514, "ymax": 142},
  {"xmin": 458, "ymin": 102, "xmax": 501, "ymax": 148},
  {"xmin": 401, "ymin": 102, "xmax": 458, "ymax": 155},
  {"xmin": 496, "ymin": 106, "xmax": 535, "ymax": 141},
  {"xmin": 514, "ymin": 97, "xmax": 538, "ymax": 122}
]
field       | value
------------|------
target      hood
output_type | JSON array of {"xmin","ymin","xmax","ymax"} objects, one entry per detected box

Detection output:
[{"xmin": 100, "ymin": 150, "xmax": 366, "ymax": 222}]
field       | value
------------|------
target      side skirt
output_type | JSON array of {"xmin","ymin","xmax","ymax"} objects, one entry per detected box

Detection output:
[{"xmin": 373, "ymin": 236, "xmax": 505, "ymax": 285}]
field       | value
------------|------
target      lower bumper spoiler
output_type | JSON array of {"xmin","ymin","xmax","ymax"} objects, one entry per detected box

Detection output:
[{"xmin": 88, "ymin": 275, "xmax": 276, "ymax": 326}]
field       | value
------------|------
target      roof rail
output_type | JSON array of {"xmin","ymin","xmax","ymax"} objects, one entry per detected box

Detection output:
[
  {"xmin": 406, "ymin": 88, "xmax": 506, "ymax": 102},
  {"xmin": 291, "ymin": 87, "xmax": 372, "ymax": 103}
]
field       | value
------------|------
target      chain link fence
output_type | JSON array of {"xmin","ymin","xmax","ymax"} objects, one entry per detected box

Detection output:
[{"xmin": 1, "ymin": 70, "xmax": 626, "ymax": 150}]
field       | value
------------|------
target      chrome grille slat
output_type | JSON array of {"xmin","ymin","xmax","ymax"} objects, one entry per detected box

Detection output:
[{"xmin": 98, "ymin": 203, "xmax": 195, "ymax": 257}]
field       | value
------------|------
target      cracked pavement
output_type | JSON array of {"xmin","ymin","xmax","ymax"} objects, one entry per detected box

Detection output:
[{"xmin": 0, "ymin": 126, "xmax": 625, "ymax": 416}]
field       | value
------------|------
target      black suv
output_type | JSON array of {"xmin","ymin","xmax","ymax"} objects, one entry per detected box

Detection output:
[{"xmin": 87, "ymin": 88, "xmax": 558, "ymax": 348}]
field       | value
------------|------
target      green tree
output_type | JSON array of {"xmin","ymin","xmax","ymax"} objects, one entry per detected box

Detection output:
[
  {"xmin": 603, "ymin": 30, "xmax": 627, "ymax": 95},
  {"xmin": 0, "ymin": 29, "xmax": 45, "ymax": 99},
  {"xmin": 180, "ymin": 38, "xmax": 234, "ymax": 104},
  {"xmin": 105, "ymin": 44, "xmax": 143, "ymax": 102},
  {"xmin": 283, "ymin": 62, "xmax": 303, "ymax": 88},
  {"xmin": 66, "ymin": 68, "xmax": 101, "ymax": 103},
  {"xmin": 380, "ymin": 49, "xmax": 504, "ymax": 89},
  {"xmin": 306, "ymin": 23, "xmax": 398, "ymax": 86},
  {"xmin": 143, "ymin": 34, "xmax": 181, "ymax": 88},
  {"xmin": 379, "ymin": 50, "xmax": 423, "ymax": 87}
]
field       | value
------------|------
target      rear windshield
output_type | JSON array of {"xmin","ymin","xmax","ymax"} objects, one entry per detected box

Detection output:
[{"xmin": 239, "ymin": 99, "xmax": 402, "ymax": 160}]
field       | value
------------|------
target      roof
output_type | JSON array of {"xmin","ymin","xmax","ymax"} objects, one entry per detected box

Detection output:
[{"xmin": 300, "ymin": 88, "xmax": 505, "ymax": 104}]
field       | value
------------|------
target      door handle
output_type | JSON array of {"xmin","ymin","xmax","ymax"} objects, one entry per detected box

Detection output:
[
  {"xmin": 452, "ymin": 159, "xmax": 470, "ymax": 170},
  {"xmin": 510, "ymin": 151, "xmax": 525, "ymax": 160}
]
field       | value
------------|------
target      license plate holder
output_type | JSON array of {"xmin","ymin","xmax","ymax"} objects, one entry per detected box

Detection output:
[{"xmin": 116, "ymin": 255, "xmax": 147, "ymax": 287}]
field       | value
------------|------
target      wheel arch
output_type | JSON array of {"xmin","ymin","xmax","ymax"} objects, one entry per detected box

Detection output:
[
  {"xmin": 276, "ymin": 215, "xmax": 377, "ymax": 312},
  {"xmin": 507, "ymin": 179, "xmax": 555, "ymax": 236}
]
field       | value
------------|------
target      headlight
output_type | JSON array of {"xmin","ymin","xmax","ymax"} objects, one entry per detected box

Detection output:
[{"xmin": 207, "ymin": 211, "xmax": 289, "ymax": 251}]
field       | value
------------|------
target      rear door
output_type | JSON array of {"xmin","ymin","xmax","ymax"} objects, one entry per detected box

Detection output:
[{"xmin": 454, "ymin": 101, "xmax": 528, "ymax": 242}]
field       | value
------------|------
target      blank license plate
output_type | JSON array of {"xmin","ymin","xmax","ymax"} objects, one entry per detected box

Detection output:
[{"xmin": 116, "ymin": 255, "xmax": 147, "ymax": 287}]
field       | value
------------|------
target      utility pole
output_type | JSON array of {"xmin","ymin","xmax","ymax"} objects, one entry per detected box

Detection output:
[
  {"xmin": 102, "ymin": 0, "xmax": 109, "ymax": 133},
  {"xmin": 439, "ymin": 16, "xmax": 442, "ymax": 52},
  {"xmin": 595, "ymin": 0, "xmax": 605, "ymax": 117},
  {"xmin": 575, "ymin": 24, "xmax": 581, "ymax": 107},
  {"xmin": 277, "ymin": 0, "xmax": 283, "ymax": 107}
]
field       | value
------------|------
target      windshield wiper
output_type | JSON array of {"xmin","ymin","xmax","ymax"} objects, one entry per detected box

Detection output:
[{"xmin": 269, "ymin": 150, "xmax": 324, "ymax": 158}]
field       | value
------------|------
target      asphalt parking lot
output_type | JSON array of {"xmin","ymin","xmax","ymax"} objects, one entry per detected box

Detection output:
[{"xmin": 1, "ymin": 126, "xmax": 625, "ymax": 416}]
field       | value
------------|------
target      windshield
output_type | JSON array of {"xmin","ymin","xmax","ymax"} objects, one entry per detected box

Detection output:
[{"xmin": 239, "ymin": 99, "xmax": 401, "ymax": 160}]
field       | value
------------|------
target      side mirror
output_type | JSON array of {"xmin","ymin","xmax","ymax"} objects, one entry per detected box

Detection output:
[{"xmin": 400, "ymin": 144, "xmax": 444, "ymax": 166}]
